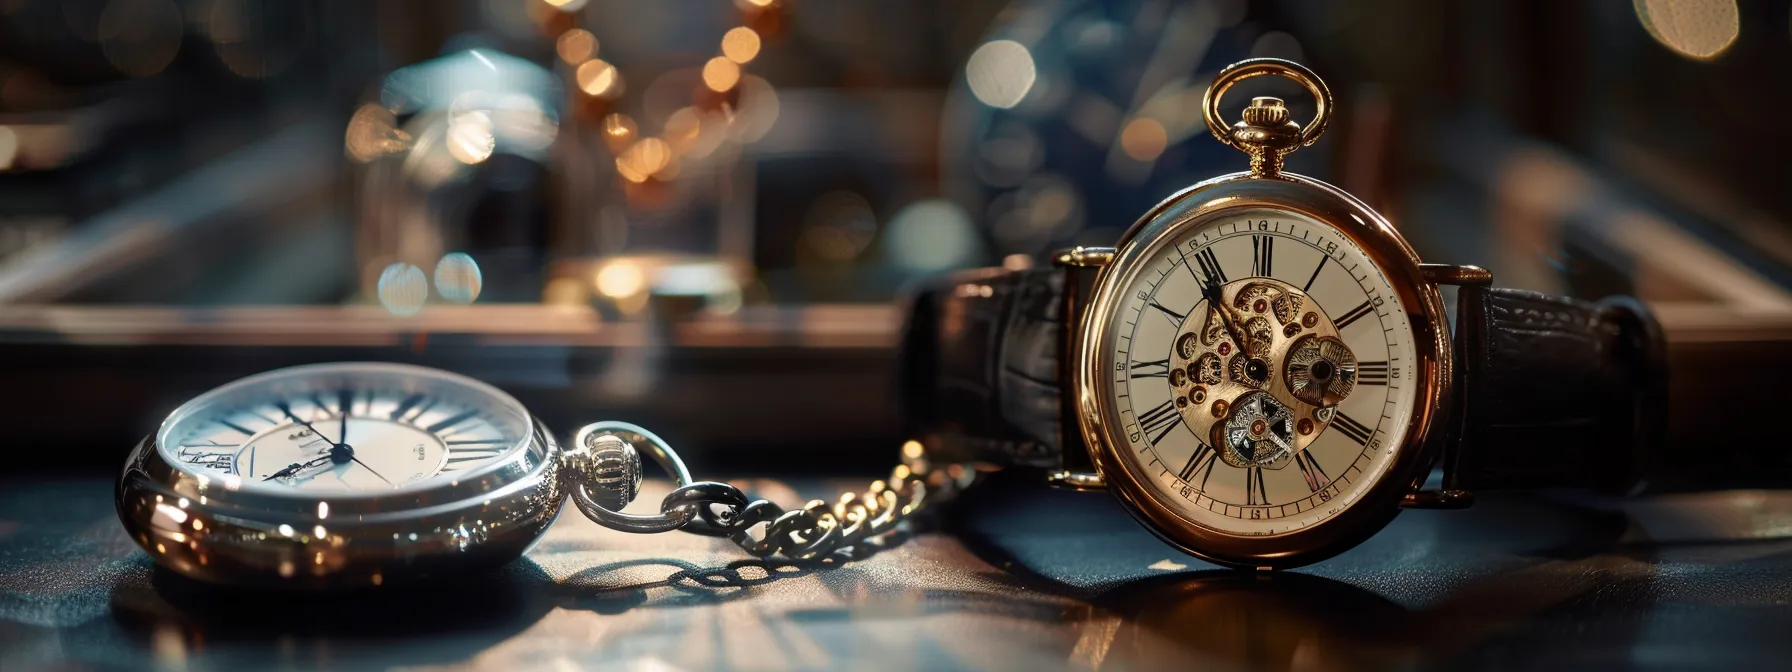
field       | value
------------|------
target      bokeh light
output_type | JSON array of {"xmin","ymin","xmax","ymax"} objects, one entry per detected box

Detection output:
[
  {"xmin": 615, "ymin": 137, "xmax": 672, "ymax": 182},
  {"xmin": 556, "ymin": 28, "xmax": 597, "ymax": 65},
  {"xmin": 1120, "ymin": 118, "xmax": 1168, "ymax": 162},
  {"xmin": 884, "ymin": 199, "xmax": 982, "ymax": 272},
  {"xmin": 576, "ymin": 59, "xmax": 623, "ymax": 98},
  {"xmin": 702, "ymin": 57, "xmax": 741, "ymax": 92},
  {"xmin": 801, "ymin": 191, "xmax": 877, "ymax": 261},
  {"xmin": 965, "ymin": 40, "xmax": 1036, "ymax": 109},
  {"xmin": 0, "ymin": 126, "xmax": 16, "ymax": 170},
  {"xmin": 1634, "ymin": 0, "xmax": 1739, "ymax": 60},
  {"xmin": 595, "ymin": 260, "xmax": 646, "ymax": 298},
  {"xmin": 344, "ymin": 104, "xmax": 410, "ymax": 163},
  {"xmin": 98, "ymin": 0, "xmax": 184, "ymax": 78},
  {"xmin": 721, "ymin": 27, "xmax": 762, "ymax": 64},
  {"xmin": 601, "ymin": 113, "xmax": 638, "ymax": 153},
  {"xmin": 445, "ymin": 110, "xmax": 496, "ymax": 164},
  {"xmin": 210, "ymin": 0, "xmax": 309, "ymax": 79},
  {"xmin": 541, "ymin": 0, "xmax": 588, "ymax": 11},
  {"xmin": 433, "ymin": 253, "xmax": 483, "ymax": 304},
  {"xmin": 377, "ymin": 263, "xmax": 428, "ymax": 316},
  {"xmin": 664, "ymin": 107, "xmax": 703, "ymax": 154}
]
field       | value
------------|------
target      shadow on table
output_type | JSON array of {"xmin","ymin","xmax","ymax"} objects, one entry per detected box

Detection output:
[{"xmin": 949, "ymin": 470, "xmax": 1792, "ymax": 670}]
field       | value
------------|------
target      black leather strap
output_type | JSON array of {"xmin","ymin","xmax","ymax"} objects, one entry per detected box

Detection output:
[
  {"xmin": 898, "ymin": 267, "xmax": 1068, "ymax": 468},
  {"xmin": 1454, "ymin": 289, "xmax": 1667, "ymax": 493}
]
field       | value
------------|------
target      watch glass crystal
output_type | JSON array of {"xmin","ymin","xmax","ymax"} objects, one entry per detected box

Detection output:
[
  {"xmin": 1106, "ymin": 207, "xmax": 1417, "ymax": 536},
  {"xmin": 155, "ymin": 363, "xmax": 530, "ymax": 494}
]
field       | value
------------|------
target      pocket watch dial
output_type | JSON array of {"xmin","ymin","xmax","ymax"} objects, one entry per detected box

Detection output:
[
  {"xmin": 1109, "ymin": 208, "xmax": 1415, "ymax": 536},
  {"xmin": 156, "ymin": 364, "xmax": 530, "ymax": 494}
]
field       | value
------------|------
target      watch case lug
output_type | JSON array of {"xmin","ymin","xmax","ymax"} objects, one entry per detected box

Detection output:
[
  {"xmin": 1420, "ymin": 263, "xmax": 1493, "ymax": 287},
  {"xmin": 1400, "ymin": 488, "xmax": 1474, "ymax": 509},
  {"xmin": 1401, "ymin": 262, "xmax": 1491, "ymax": 511},
  {"xmin": 1045, "ymin": 470, "xmax": 1108, "ymax": 491},
  {"xmin": 1051, "ymin": 246, "xmax": 1116, "ymax": 268}
]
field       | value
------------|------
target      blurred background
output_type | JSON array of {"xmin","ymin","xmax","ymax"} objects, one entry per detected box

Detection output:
[{"xmin": 0, "ymin": 0, "xmax": 1787, "ymax": 471}]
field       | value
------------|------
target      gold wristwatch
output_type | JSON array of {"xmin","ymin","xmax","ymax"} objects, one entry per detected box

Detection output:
[{"xmin": 900, "ymin": 59, "xmax": 1672, "ymax": 569}]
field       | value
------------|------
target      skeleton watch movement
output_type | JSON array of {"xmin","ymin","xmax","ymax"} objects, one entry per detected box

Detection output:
[{"xmin": 901, "ymin": 59, "xmax": 1676, "ymax": 569}]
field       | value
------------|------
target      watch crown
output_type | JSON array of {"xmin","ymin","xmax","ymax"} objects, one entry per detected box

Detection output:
[
  {"xmin": 562, "ymin": 432, "xmax": 642, "ymax": 512},
  {"xmin": 1240, "ymin": 97, "xmax": 1291, "ymax": 126}
]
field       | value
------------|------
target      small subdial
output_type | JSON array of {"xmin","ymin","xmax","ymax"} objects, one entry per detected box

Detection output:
[
  {"xmin": 1217, "ymin": 391, "xmax": 1296, "ymax": 469},
  {"xmin": 1167, "ymin": 278, "xmax": 1351, "ymax": 459},
  {"xmin": 1285, "ymin": 336, "xmax": 1359, "ymax": 407}
]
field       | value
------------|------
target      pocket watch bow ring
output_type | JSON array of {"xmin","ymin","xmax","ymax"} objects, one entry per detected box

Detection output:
[{"xmin": 117, "ymin": 363, "xmax": 974, "ymax": 587}]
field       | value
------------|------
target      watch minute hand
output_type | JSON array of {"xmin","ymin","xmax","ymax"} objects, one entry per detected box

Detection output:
[{"xmin": 1202, "ymin": 281, "xmax": 1253, "ymax": 355}]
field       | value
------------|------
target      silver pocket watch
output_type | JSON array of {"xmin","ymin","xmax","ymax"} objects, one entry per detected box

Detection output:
[{"xmin": 117, "ymin": 362, "xmax": 962, "ymax": 587}]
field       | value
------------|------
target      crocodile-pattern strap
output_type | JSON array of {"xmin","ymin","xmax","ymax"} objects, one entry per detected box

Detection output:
[
  {"xmin": 1456, "ymin": 289, "xmax": 1667, "ymax": 492},
  {"xmin": 898, "ymin": 267, "xmax": 1067, "ymax": 468}
]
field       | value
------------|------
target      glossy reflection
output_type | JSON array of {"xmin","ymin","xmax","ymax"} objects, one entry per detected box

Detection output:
[{"xmin": 1091, "ymin": 572, "xmax": 1414, "ymax": 671}]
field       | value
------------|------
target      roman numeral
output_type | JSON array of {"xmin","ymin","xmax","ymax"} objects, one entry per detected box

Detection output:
[
  {"xmin": 1335, "ymin": 300, "xmax": 1374, "ymax": 330},
  {"xmin": 1192, "ymin": 247, "xmax": 1227, "ymax": 290},
  {"xmin": 1246, "ymin": 466, "xmax": 1268, "ymax": 506},
  {"xmin": 1178, "ymin": 442, "xmax": 1219, "ymax": 488},
  {"xmin": 396, "ymin": 397, "xmax": 438, "ymax": 424},
  {"xmin": 1129, "ymin": 358, "xmax": 1171, "ymax": 378},
  {"xmin": 1252, "ymin": 235, "xmax": 1273, "ymax": 277},
  {"xmin": 1137, "ymin": 400, "xmax": 1184, "ymax": 445},
  {"xmin": 426, "ymin": 409, "xmax": 480, "ymax": 434},
  {"xmin": 1356, "ymin": 361, "xmax": 1388, "ymax": 386},
  {"xmin": 337, "ymin": 388, "xmax": 354, "ymax": 417},
  {"xmin": 1294, "ymin": 449, "xmax": 1330, "ymax": 491},
  {"xmin": 1303, "ymin": 256, "xmax": 1326, "ymax": 292},
  {"xmin": 220, "ymin": 420, "xmax": 256, "ymax": 436},
  {"xmin": 1333, "ymin": 412, "xmax": 1375, "ymax": 446},
  {"xmin": 391, "ymin": 394, "xmax": 427, "ymax": 421},
  {"xmin": 309, "ymin": 393, "xmax": 334, "ymax": 420},
  {"xmin": 1148, "ymin": 301, "xmax": 1186, "ymax": 325}
]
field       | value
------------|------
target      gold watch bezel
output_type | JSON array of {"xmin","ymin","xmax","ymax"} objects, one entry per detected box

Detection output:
[{"xmin": 1074, "ymin": 171, "xmax": 1452, "ymax": 569}]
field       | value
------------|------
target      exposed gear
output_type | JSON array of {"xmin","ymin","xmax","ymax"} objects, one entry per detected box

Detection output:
[
  {"xmin": 1227, "ymin": 352, "xmax": 1267, "ymax": 388},
  {"xmin": 1200, "ymin": 304, "xmax": 1229, "ymax": 346},
  {"xmin": 1243, "ymin": 316, "xmax": 1275, "ymax": 353},
  {"xmin": 1234, "ymin": 281, "xmax": 1304, "ymax": 325},
  {"xmin": 1193, "ymin": 353, "xmax": 1223, "ymax": 385},
  {"xmin": 1176, "ymin": 332, "xmax": 1201, "ymax": 360},
  {"xmin": 1218, "ymin": 391, "xmax": 1296, "ymax": 469},
  {"xmin": 1284, "ymin": 335, "xmax": 1359, "ymax": 406}
]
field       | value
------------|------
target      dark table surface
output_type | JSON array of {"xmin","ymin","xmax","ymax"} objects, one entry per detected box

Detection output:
[{"xmin": 4, "ymin": 470, "xmax": 1792, "ymax": 671}]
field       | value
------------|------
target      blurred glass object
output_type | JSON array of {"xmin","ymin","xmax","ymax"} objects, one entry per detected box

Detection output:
[{"xmin": 354, "ymin": 48, "xmax": 561, "ymax": 305}]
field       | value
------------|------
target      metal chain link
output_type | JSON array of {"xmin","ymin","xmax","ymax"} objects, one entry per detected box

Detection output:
[{"xmin": 654, "ymin": 441, "xmax": 978, "ymax": 562}]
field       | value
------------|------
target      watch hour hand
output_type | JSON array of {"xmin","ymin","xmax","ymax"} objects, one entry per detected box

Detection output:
[{"xmin": 263, "ymin": 455, "xmax": 333, "ymax": 481}]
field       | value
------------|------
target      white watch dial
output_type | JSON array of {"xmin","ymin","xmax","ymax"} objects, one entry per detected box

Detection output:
[
  {"xmin": 1107, "ymin": 207, "xmax": 1418, "ymax": 536},
  {"xmin": 157, "ymin": 364, "xmax": 529, "ymax": 494}
]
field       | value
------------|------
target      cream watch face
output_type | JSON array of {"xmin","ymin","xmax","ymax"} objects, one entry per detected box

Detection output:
[{"xmin": 1103, "ymin": 206, "xmax": 1419, "ymax": 537}]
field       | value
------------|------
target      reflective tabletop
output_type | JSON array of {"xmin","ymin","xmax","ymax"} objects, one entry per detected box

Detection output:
[{"xmin": 4, "ymin": 471, "xmax": 1791, "ymax": 671}]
